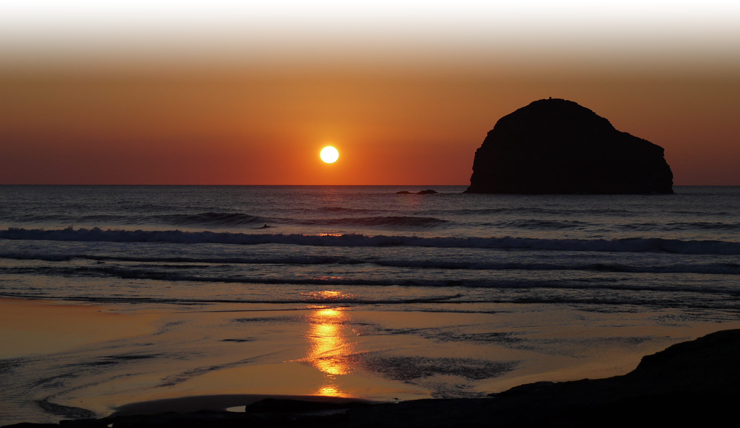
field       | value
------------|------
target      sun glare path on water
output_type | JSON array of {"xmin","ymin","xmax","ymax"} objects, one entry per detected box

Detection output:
[{"xmin": 320, "ymin": 146, "xmax": 339, "ymax": 163}]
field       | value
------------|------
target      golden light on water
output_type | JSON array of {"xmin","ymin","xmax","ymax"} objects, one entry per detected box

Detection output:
[
  {"xmin": 301, "ymin": 295, "xmax": 356, "ymax": 397},
  {"xmin": 320, "ymin": 146, "xmax": 339, "ymax": 164},
  {"xmin": 304, "ymin": 290, "xmax": 344, "ymax": 301},
  {"xmin": 317, "ymin": 385, "xmax": 343, "ymax": 397},
  {"xmin": 292, "ymin": 289, "xmax": 363, "ymax": 397},
  {"xmin": 307, "ymin": 308, "xmax": 351, "ymax": 376},
  {"xmin": 320, "ymin": 290, "xmax": 341, "ymax": 299}
]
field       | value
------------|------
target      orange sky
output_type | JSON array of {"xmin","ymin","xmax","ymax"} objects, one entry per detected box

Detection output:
[{"xmin": 1, "ymin": 2, "xmax": 739, "ymax": 185}]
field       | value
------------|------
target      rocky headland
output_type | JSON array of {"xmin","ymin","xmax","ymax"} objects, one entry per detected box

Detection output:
[{"xmin": 465, "ymin": 98, "xmax": 674, "ymax": 194}]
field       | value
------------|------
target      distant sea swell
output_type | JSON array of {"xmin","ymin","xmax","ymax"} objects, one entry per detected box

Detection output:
[
  {"xmin": 2, "ymin": 253, "xmax": 739, "ymax": 277},
  {"xmin": 4, "ymin": 210, "xmax": 740, "ymax": 233},
  {"xmin": 0, "ymin": 212, "xmax": 446, "ymax": 228},
  {"xmin": 2, "ymin": 262, "xmax": 738, "ymax": 310},
  {"xmin": 2, "ymin": 227, "xmax": 739, "ymax": 255},
  {"xmin": 0, "ymin": 252, "xmax": 740, "ymax": 275}
]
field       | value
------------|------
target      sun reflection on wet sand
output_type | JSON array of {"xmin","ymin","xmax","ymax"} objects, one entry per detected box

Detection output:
[
  {"xmin": 307, "ymin": 308, "xmax": 353, "ymax": 377},
  {"xmin": 302, "ymin": 292, "xmax": 357, "ymax": 397},
  {"xmin": 317, "ymin": 385, "xmax": 342, "ymax": 397}
]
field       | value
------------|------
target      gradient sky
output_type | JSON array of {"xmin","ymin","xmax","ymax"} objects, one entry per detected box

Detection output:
[{"xmin": 1, "ymin": 1, "xmax": 739, "ymax": 185}]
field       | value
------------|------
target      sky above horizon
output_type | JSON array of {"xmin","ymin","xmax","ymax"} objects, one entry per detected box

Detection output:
[{"xmin": 1, "ymin": 1, "xmax": 739, "ymax": 185}]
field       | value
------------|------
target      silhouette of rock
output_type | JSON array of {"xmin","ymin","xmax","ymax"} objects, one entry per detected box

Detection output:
[
  {"xmin": 244, "ymin": 398, "xmax": 369, "ymax": 414},
  {"xmin": 465, "ymin": 99, "xmax": 673, "ymax": 194},
  {"xmin": 396, "ymin": 191, "xmax": 412, "ymax": 194}
]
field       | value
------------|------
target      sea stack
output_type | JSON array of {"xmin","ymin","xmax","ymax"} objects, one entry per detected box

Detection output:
[{"xmin": 465, "ymin": 99, "xmax": 674, "ymax": 194}]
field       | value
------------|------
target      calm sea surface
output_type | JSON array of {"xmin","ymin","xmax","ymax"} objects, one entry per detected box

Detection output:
[{"xmin": 1, "ymin": 185, "xmax": 740, "ymax": 424}]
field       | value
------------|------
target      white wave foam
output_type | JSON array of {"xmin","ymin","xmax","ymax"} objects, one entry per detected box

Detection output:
[{"xmin": 2, "ymin": 227, "xmax": 739, "ymax": 255}]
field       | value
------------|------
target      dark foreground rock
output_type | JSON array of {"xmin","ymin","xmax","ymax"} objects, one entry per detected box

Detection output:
[
  {"xmin": 465, "ymin": 98, "xmax": 674, "ymax": 194},
  {"xmin": 7, "ymin": 329, "xmax": 740, "ymax": 428}
]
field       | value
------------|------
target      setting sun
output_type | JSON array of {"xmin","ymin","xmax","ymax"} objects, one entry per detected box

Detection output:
[{"xmin": 320, "ymin": 146, "xmax": 339, "ymax": 164}]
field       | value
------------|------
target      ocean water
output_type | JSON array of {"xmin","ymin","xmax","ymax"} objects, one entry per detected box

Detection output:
[{"xmin": 1, "ymin": 185, "xmax": 740, "ymax": 424}]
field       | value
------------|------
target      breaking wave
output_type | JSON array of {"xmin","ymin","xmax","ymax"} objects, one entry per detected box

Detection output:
[
  {"xmin": 621, "ymin": 221, "xmax": 740, "ymax": 231},
  {"xmin": 3, "ymin": 265, "xmax": 739, "ymax": 298},
  {"xmin": 0, "ymin": 212, "xmax": 445, "ymax": 228},
  {"xmin": 2, "ymin": 252, "xmax": 739, "ymax": 276},
  {"xmin": 2, "ymin": 227, "xmax": 740, "ymax": 255},
  {"xmin": 488, "ymin": 219, "xmax": 592, "ymax": 230},
  {"xmin": 0, "ymin": 212, "xmax": 268, "ymax": 227}
]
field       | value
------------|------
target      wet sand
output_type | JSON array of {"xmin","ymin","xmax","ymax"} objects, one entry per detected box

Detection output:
[
  {"xmin": 3, "ymin": 297, "xmax": 740, "ymax": 426},
  {"xmin": 0, "ymin": 298, "xmax": 160, "ymax": 359},
  {"xmin": 6, "ymin": 329, "xmax": 740, "ymax": 427}
]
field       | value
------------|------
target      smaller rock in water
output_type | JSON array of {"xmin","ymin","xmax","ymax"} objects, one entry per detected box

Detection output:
[{"xmin": 417, "ymin": 189, "xmax": 437, "ymax": 194}]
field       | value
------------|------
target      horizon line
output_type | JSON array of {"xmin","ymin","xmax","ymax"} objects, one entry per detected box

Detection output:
[{"xmin": 0, "ymin": 183, "xmax": 469, "ymax": 186}]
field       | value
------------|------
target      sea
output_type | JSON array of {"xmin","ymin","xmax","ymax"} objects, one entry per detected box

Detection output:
[{"xmin": 1, "ymin": 185, "xmax": 740, "ymax": 424}]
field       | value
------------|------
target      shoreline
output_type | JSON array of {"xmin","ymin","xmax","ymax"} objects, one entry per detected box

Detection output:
[
  {"xmin": 4, "ymin": 296, "xmax": 740, "ymax": 426},
  {"xmin": 5, "ymin": 328, "xmax": 740, "ymax": 427}
]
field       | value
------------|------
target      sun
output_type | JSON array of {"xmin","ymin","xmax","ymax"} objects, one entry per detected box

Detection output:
[{"xmin": 320, "ymin": 146, "xmax": 339, "ymax": 163}]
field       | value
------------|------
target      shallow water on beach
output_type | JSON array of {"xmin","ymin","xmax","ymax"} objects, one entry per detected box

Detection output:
[{"xmin": 1, "ymin": 185, "xmax": 740, "ymax": 424}]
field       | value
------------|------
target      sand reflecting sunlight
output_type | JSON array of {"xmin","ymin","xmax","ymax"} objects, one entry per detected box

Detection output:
[
  {"xmin": 302, "ymin": 297, "xmax": 356, "ymax": 397},
  {"xmin": 317, "ymin": 385, "xmax": 342, "ymax": 397}
]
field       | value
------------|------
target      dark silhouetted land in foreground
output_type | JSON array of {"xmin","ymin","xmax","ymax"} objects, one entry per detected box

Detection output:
[{"xmin": 6, "ymin": 329, "xmax": 740, "ymax": 427}]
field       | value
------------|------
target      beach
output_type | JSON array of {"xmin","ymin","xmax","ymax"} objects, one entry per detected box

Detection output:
[
  {"xmin": 4, "ymin": 305, "xmax": 740, "ymax": 427},
  {"xmin": 2, "ymin": 185, "xmax": 740, "ymax": 425},
  {"xmin": 4, "ymin": 1, "xmax": 740, "ymax": 424},
  {"xmin": 3, "ymin": 296, "xmax": 740, "ymax": 426}
]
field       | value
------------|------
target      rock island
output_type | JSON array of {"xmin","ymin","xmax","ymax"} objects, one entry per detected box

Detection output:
[{"xmin": 465, "ymin": 98, "xmax": 673, "ymax": 194}]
